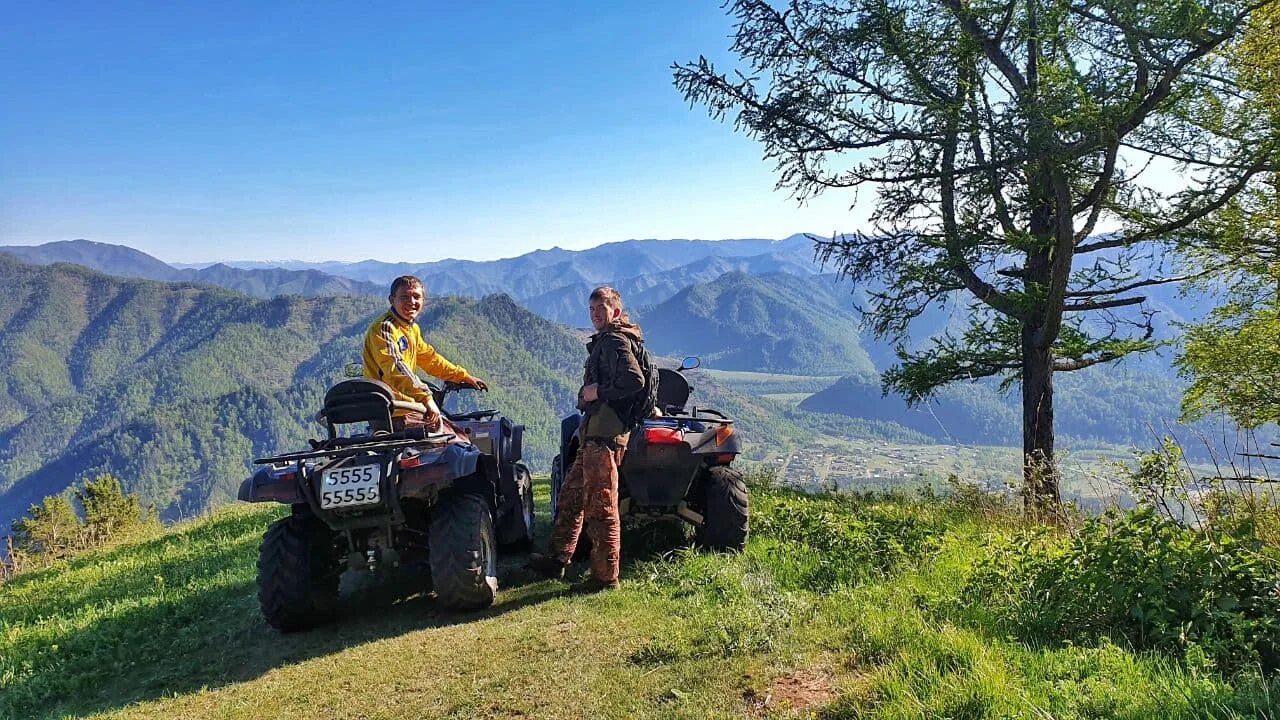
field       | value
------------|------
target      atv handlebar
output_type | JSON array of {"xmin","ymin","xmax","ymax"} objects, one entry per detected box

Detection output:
[{"xmin": 430, "ymin": 381, "xmax": 498, "ymax": 421}]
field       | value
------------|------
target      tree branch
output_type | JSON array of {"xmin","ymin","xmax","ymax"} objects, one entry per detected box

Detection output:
[
  {"xmin": 1063, "ymin": 295, "xmax": 1147, "ymax": 311},
  {"xmin": 1054, "ymin": 353, "xmax": 1123, "ymax": 371},
  {"xmin": 1065, "ymin": 270, "xmax": 1215, "ymax": 297},
  {"xmin": 942, "ymin": 0, "xmax": 1028, "ymax": 95}
]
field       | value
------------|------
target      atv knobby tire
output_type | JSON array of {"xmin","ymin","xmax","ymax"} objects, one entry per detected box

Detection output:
[
  {"xmin": 257, "ymin": 514, "xmax": 340, "ymax": 632},
  {"xmin": 429, "ymin": 492, "xmax": 498, "ymax": 609},
  {"xmin": 696, "ymin": 466, "xmax": 749, "ymax": 552},
  {"xmin": 496, "ymin": 463, "xmax": 535, "ymax": 549}
]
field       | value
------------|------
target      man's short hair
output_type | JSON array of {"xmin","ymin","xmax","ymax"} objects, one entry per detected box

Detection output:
[
  {"xmin": 589, "ymin": 285, "xmax": 623, "ymax": 307},
  {"xmin": 590, "ymin": 285, "xmax": 633, "ymax": 324},
  {"xmin": 389, "ymin": 275, "xmax": 424, "ymax": 297}
]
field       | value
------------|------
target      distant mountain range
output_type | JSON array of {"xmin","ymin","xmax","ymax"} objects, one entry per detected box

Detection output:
[
  {"xmin": 0, "ymin": 240, "xmax": 384, "ymax": 299},
  {"xmin": 0, "ymin": 234, "xmax": 1257, "ymax": 518},
  {"xmin": 0, "ymin": 238, "xmax": 861, "ymax": 377},
  {"xmin": 0, "ymin": 236, "xmax": 820, "ymax": 313},
  {"xmin": 176, "ymin": 234, "xmax": 822, "ymax": 285}
]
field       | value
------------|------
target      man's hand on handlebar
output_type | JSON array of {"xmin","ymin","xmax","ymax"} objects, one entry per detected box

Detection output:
[{"xmin": 459, "ymin": 375, "xmax": 488, "ymax": 392}]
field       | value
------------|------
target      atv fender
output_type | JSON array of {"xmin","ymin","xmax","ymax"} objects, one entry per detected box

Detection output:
[
  {"xmin": 399, "ymin": 443, "xmax": 485, "ymax": 500},
  {"xmin": 239, "ymin": 465, "xmax": 303, "ymax": 504}
]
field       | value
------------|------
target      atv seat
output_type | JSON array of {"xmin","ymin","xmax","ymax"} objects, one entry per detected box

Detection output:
[
  {"xmin": 656, "ymin": 368, "xmax": 690, "ymax": 414},
  {"xmin": 319, "ymin": 378, "xmax": 396, "ymax": 435}
]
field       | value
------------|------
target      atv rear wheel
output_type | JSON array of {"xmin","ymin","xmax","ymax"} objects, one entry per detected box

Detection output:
[
  {"xmin": 497, "ymin": 463, "xmax": 535, "ymax": 549},
  {"xmin": 429, "ymin": 492, "xmax": 498, "ymax": 609},
  {"xmin": 695, "ymin": 466, "xmax": 749, "ymax": 552},
  {"xmin": 257, "ymin": 514, "xmax": 340, "ymax": 632}
]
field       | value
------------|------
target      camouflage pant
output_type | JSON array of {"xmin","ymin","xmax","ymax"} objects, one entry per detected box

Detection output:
[{"xmin": 550, "ymin": 434, "xmax": 629, "ymax": 583}]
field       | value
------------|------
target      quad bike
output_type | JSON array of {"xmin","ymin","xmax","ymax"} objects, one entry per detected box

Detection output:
[
  {"xmin": 550, "ymin": 356, "xmax": 748, "ymax": 551},
  {"xmin": 239, "ymin": 377, "xmax": 532, "ymax": 631}
]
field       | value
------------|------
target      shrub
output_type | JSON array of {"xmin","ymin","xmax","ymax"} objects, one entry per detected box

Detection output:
[
  {"xmin": 6, "ymin": 474, "xmax": 158, "ymax": 579},
  {"xmin": 76, "ymin": 473, "xmax": 157, "ymax": 544},
  {"xmin": 963, "ymin": 508, "xmax": 1280, "ymax": 674},
  {"xmin": 11, "ymin": 495, "xmax": 86, "ymax": 560}
]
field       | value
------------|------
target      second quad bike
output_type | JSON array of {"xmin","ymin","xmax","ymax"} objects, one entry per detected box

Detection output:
[
  {"xmin": 239, "ymin": 377, "xmax": 533, "ymax": 631},
  {"xmin": 550, "ymin": 356, "xmax": 749, "ymax": 551}
]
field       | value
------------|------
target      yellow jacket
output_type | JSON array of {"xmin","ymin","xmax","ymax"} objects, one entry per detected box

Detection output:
[{"xmin": 362, "ymin": 310, "xmax": 470, "ymax": 413}]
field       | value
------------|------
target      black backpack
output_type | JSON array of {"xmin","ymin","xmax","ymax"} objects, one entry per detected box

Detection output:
[{"xmin": 626, "ymin": 337, "xmax": 660, "ymax": 428}]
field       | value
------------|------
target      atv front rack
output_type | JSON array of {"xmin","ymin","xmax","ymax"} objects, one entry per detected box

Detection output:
[{"xmin": 254, "ymin": 427, "xmax": 453, "ymax": 465}]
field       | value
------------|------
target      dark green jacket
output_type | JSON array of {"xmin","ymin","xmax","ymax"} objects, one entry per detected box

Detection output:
[{"xmin": 579, "ymin": 320, "xmax": 644, "ymax": 438}]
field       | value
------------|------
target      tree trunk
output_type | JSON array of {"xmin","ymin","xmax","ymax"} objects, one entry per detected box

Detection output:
[{"xmin": 1021, "ymin": 323, "xmax": 1060, "ymax": 518}]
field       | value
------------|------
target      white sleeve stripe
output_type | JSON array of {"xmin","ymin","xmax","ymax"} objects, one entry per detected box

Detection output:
[{"xmin": 380, "ymin": 321, "xmax": 427, "ymax": 390}]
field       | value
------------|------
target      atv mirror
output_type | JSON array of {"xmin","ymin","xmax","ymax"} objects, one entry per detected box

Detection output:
[
  {"xmin": 342, "ymin": 362, "xmax": 363, "ymax": 378},
  {"xmin": 680, "ymin": 356, "xmax": 701, "ymax": 371}
]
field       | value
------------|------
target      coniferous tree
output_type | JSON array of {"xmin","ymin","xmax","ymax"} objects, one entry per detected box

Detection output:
[{"xmin": 676, "ymin": 0, "xmax": 1280, "ymax": 514}]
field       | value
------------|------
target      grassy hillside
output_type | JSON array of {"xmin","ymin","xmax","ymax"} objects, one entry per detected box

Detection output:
[{"xmin": 2, "ymin": 479, "xmax": 1275, "ymax": 720}]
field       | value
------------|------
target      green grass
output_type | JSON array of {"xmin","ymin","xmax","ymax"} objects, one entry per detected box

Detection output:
[{"xmin": 1, "ymin": 480, "xmax": 1275, "ymax": 720}]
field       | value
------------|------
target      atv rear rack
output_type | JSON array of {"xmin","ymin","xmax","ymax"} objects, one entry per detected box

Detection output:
[
  {"xmin": 254, "ymin": 428, "xmax": 453, "ymax": 465},
  {"xmin": 660, "ymin": 414, "xmax": 733, "ymax": 424}
]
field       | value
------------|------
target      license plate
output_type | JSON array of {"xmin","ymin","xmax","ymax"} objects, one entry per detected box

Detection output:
[{"xmin": 319, "ymin": 462, "xmax": 382, "ymax": 509}]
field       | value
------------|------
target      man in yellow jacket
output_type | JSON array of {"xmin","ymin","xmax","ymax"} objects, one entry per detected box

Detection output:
[{"xmin": 363, "ymin": 275, "xmax": 487, "ymax": 429}]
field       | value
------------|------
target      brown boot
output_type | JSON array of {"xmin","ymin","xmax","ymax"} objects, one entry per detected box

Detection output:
[
  {"xmin": 527, "ymin": 552, "xmax": 567, "ymax": 579},
  {"xmin": 570, "ymin": 576, "xmax": 619, "ymax": 594}
]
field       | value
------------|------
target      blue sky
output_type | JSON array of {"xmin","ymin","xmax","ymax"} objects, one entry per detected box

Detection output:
[{"xmin": 0, "ymin": 1, "xmax": 871, "ymax": 263}]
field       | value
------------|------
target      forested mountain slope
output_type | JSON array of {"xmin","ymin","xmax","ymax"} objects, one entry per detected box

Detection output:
[
  {"xmin": 636, "ymin": 271, "xmax": 876, "ymax": 377},
  {"xmin": 0, "ymin": 257, "xmax": 588, "ymax": 528}
]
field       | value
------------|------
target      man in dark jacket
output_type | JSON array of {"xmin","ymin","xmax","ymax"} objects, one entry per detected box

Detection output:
[{"xmin": 530, "ymin": 286, "xmax": 645, "ymax": 591}]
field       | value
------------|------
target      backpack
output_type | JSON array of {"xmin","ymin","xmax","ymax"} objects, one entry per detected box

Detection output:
[{"xmin": 625, "ymin": 337, "xmax": 660, "ymax": 428}]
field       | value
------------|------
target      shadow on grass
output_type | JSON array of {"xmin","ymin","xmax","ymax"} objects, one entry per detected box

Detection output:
[{"xmin": 1, "ymin": 510, "xmax": 569, "ymax": 720}]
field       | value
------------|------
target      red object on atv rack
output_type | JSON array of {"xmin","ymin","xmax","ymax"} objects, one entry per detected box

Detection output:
[{"xmin": 644, "ymin": 426, "xmax": 684, "ymax": 445}]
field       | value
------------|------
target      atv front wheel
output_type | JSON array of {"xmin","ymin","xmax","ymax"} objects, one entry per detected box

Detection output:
[
  {"xmin": 429, "ymin": 492, "xmax": 498, "ymax": 609},
  {"xmin": 257, "ymin": 514, "xmax": 340, "ymax": 632},
  {"xmin": 695, "ymin": 466, "xmax": 749, "ymax": 552}
]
